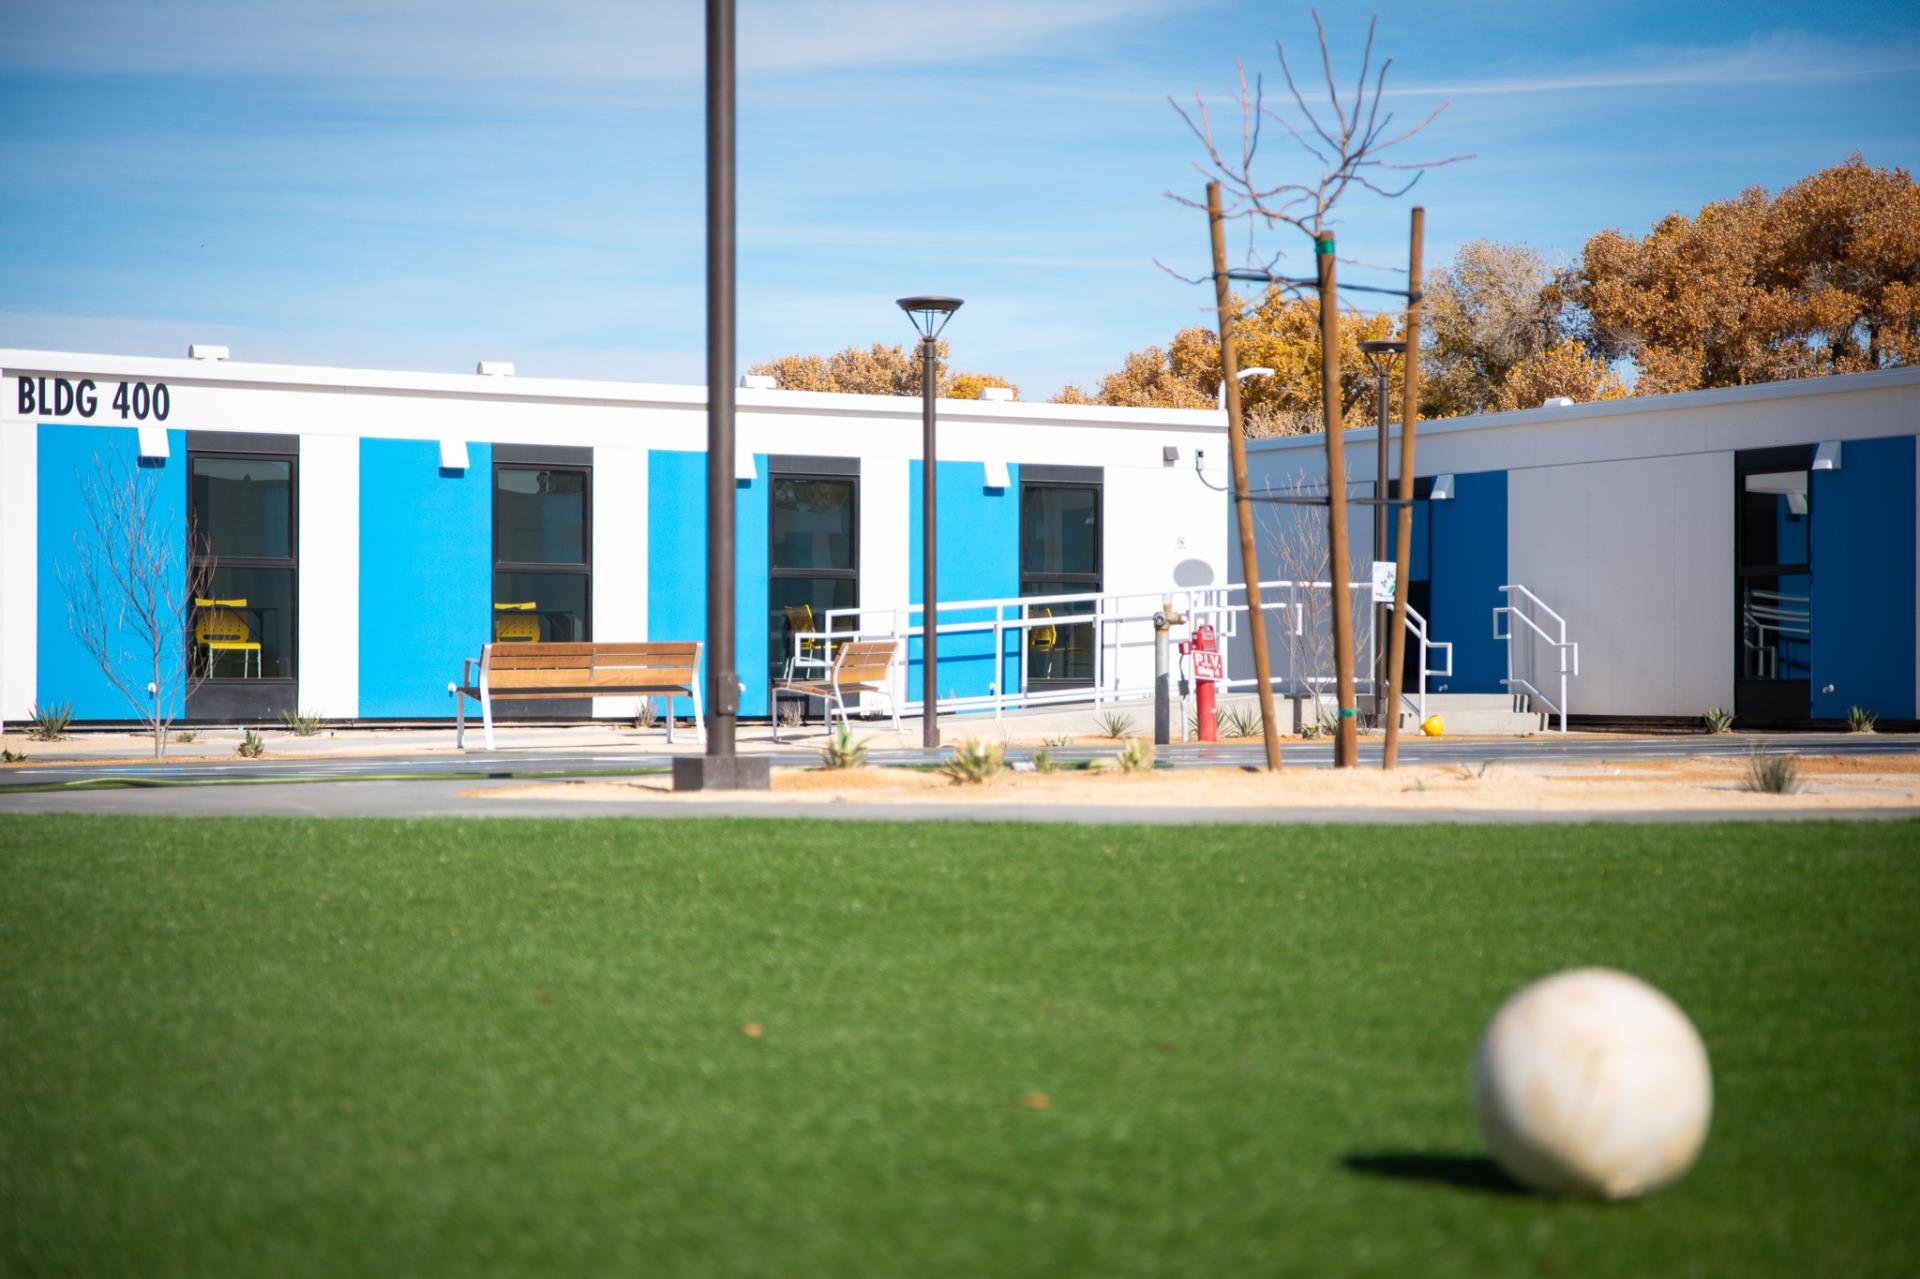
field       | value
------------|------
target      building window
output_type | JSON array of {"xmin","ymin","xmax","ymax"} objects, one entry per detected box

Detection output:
[
  {"xmin": 1020, "ymin": 474, "xmax": 1101, "ymax": 688},
  {"xmin": 769, "ymin": 467, "xmax": 857, "ymax": 689},
  {"xmin": 493, "ymin": 464, "xmax": 590, "ymax": 643},
  {"xmin": 189, "ymin": 452, "xmax": 296, "ymax": 681},
  {"xmin": 1735, "ymin": 450, "xmax": 1813, "ymax": 719}
]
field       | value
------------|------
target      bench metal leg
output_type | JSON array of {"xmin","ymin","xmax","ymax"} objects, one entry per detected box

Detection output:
[
  {"xmin": 481, "ymin": 685, "xmax": 496, "ymax": 751},
  {"xmin": 665, "ymin": 694, "xmax": 674, "ymax": 745},
  {"xmin": 692, "ymin": 684, "xmax": 706, "ymax": 743},
  {"xmin": 771, "ymin": 688, "xmax": 784, "ymax": 743},
  {"xmin": 456, "ymin": 691, "xmax": 466, "ymax": 749}
]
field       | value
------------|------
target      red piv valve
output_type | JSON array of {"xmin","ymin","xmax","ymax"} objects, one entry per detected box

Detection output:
[{"xmin": 1180, "ymin": 623, "xmax": 1223, "ymax": 741}]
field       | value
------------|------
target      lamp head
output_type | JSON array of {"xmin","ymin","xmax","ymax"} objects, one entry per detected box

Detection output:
[
  {"xmin": 1358, "ymin": 339, "xmax": 1407, "ymax": 377},
  {"xmin": 897, "ymin": 295, "xmax": 964, "ymax": 340}
]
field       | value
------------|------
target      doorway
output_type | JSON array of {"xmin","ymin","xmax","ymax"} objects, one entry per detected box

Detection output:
[{"xmin": 1734, "ymin": 446, "xmax": 1813, "ymax": 721}]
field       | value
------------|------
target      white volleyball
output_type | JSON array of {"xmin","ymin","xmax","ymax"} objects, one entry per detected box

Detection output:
[{"xmin": 1475, "ymin": 967, "xmax": 1712, "ymax": 1199}]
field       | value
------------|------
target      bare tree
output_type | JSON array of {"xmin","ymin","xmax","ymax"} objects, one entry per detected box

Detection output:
[
  {"xmin": 58, "ymin": 452, "xmax": 213, "ymax": 759},
  {"xmin": 1169, "ymin": 11, "xmax": 1464, "ymax": 768}
]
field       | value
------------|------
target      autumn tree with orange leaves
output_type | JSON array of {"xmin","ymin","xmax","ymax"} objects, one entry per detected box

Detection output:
[{"xmin": 748, "ymin": 341, "xmax": 1017, "ymax": 400}]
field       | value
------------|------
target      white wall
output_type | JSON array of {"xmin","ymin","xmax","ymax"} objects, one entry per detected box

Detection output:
[
  {"xmin": 296, "ymin": 435, "xmax": 359, "ymax": 717},
  {"xmin": 858, "ymin": 455, "xmax": 911, "ymax": 713},
  {"xmin": 1508, "ymin": 453, "xmax": 1734, "ymax": 716},
  {"xmin": 0, "ymin": 419, "xmax": 35, "ymax": 723},
  {"xmin": 592, "ymin": 445, "xmax": 649, "ymax": 719}
]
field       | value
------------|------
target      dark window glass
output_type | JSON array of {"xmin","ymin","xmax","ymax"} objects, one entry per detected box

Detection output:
[
  {"xmin": 771, "ymin": 478, "xmax": 855, "ymax": 571},
  {"xmin": 1020, "ymin": 483, "xmax": 1101, "ymax": 688},
  {"xmin": 1741, "ymin": 573, "xmax": 1812, "ymax": 682},
  {"xmin": 496, "ymin": 468, "xmax": 586, "ymax": 566},
  {"xmin": 1021, "ymin": 485, "xmax": 1099, "ymax": 577},
  {"xmin": 192, "ymin": 457, "xmax": 291, "ymax": 559},
  {"xmin": 771, "ymin": 577, "xmax": 857, "ymax": 682},
  {"xmin": 1739, "ymin": 471, "xmax": 1810, "ymax": 568},
  {"xmin": 193, "ymin": 567, "xmax": 295, "ymax": 680},
  {"xmin": 493, "ymin": 572, "xmax": 589, "ymax": 644}
]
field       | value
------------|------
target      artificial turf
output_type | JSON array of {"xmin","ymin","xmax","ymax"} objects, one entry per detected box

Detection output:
[{"xmin": 1, "ymin": 814, "xmax": 1915, "ymax": 1277}]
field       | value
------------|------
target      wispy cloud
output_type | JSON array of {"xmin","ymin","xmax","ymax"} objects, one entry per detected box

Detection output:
[
  {"xmin": 0, "ymin": 0, "xmax": 1189, "ymax": 79},
  {"xmin": 1392, "ymin": 31, "xmax": 1920, "ymax": 98}
]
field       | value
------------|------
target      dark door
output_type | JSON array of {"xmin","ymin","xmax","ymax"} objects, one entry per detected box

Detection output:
[
  {"xmin": 1020, "ymin": 473, "xmax": 1102, "ymax": 691},
  {"xmin": 186, "ymin": 439, "xmax": 298, "ymax": 721},
  {"xmin": 769, "ymin": 461, "xmax": 858, "ymax": 694},
  {"xmin": 1735, "ymin": 446, "xmax": 1813, "ymax": 721},
  {"xmin": 492, "ymin": 451, "xmax": 591, "ymax": 718}
]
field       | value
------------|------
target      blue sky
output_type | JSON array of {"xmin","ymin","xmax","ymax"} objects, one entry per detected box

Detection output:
[{"xmin": 2, "ymin": 1, "xmax": 1916, "ymax": 399}]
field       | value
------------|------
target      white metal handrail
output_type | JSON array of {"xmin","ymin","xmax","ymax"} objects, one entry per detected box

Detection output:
[
  {"xmin": 1494, "ymin": 583, "xmax": 1579, "ymax": 732},
  {"xmin": 795, "ymin": 578, "xmax": 1451, "ymax": 726}
]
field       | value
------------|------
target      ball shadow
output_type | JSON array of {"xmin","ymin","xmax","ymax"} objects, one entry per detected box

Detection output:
[{"xmin": 1341, "ymin": 1151, "xmax": 1529, "ymax": 1197}]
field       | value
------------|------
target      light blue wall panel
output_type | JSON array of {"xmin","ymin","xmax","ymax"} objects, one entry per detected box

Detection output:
[
  {"xmin": 1428, "ymin": 469, "xmax": 1508, "ymax": 694},
  {"xmin": 36, "ymin": 424, "xmax": 188, "ymax": 721},
  {"xmin": 909, "ymin": 461, "xmax": 1021, "ymax": 704},
  {"xmin": 646, "ymin": 451, "xmax": 771, "ymax": 717},
  {"xmin": 1811, "ymin": 434, "xmax": 1916, "ymax": 720},
  {"xmin": 357, "ymin": 439, "xmax": 492, "ymax": 717}
]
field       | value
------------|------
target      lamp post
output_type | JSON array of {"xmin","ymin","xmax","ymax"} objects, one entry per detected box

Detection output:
[
  {"xmin": 1358, "ymin": 339, "xmax": 1406, "ymax": 727},
  {"xmin": 1217, "ymin": 366, "xmax": 1276, "ymax": 410},
  {"xmin": 897, "ymin": 296, "xmax": 963, "ymax": 751}
]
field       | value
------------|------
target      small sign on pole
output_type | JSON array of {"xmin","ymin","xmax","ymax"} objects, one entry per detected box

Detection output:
[{"xmin": 1371, "ymin": 560, "xmax": 1397, "ymax": 604}]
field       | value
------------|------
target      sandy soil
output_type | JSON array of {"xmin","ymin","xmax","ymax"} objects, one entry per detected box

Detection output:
[{"xmin": 467, "ymin": 754, "xmax": 1920, "ymax": 814}]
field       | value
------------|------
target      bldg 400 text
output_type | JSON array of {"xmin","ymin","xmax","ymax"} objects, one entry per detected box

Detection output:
[{"xmin": 18, "ymin": 377, "xmax": 171, "ymax": 422}]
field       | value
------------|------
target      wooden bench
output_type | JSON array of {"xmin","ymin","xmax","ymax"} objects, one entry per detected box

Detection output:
[
  {"xmin": 454, "ymin": 641, "xmax": 703, "ymax": 751},
  {"xmin": 771, "ymin": 637, "xmax": 900, "ymax": 741}
]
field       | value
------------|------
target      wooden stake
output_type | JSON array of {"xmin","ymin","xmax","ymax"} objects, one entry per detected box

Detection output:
[
  {"xmin": 1316, "ymin": 231, "xmax": 1359, "ymax": 767},
  {"xmin": 1382, "ymin": 207, "xmax": 1425, "ymax": 769},
  {"xmin": 1208, "ymin": 182, "xmax": 1282, "ymax": 772}
]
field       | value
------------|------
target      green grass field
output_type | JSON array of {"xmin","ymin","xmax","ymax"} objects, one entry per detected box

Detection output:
[{"xmin": 2, "ymin": 814, "xmax": 1916, "ymax": 1277}]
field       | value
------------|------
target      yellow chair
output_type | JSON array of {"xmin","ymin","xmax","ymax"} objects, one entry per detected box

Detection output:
[
  {"xmin": 193, "ymin": 598, "xmax": 261, "ymax": 678},
  {"xmin": 494, "ymin": 601, "xmax": 540, "ymax": 644},
  {"xmin": 1029, "ymin": 606, "xmax": 1058, "ymax": 679},
  {"xmin": 784, "ymin": 603, "xmax": 826, "ymax": 679}
]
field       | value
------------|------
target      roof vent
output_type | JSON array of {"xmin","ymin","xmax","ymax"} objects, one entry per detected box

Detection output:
[
  {"xmin": 739, "ymin": 373, "xmax": 777, "ymax": 390},
  {"xmin": 1543, "ymin": 396, "xmax": 1575, "ymax": 408},
  {"xmin": 977, "ymin": 386, "xmax": 1014, "ymax": 401},
  {"xmin": 476, "ymin": 361, "xmax": 515, "ymax": 376},
  {"xmin": 188, "ymin": 344, "xmax": 229, "ymax": 361}
]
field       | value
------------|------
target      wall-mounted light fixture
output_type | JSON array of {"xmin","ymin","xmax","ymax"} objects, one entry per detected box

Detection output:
[
  {"xmin": 1162, "ymin": 445, "xmax": 1181, "ymax": 467},
  {"xmin": 1813, "ymin": 440, "xmax": 1843, "ymax": 471},
  {"xmin": 136, "ymin": 424, "xmax": 170, "ymax": 459},
  {"xmin": 983, "ymin": 459, "xmax": 1011, "ymax": 489},
  {"xmin": 1431, "ymin": 473, "xmax": 1455, "ymax": 501},
  {"xmin": 735, "ymin": 450, "xmax": 757, "ymax": 482},
  {"xmin": 439, "ymin": 438, "xmax": 470, "ymax": 470}
]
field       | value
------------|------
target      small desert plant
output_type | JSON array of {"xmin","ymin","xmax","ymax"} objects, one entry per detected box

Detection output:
[
  {"xmin": 27, "ymin": 702, "xmax": 75, "ymax": 741},
  {"xmin": 1847, "ymin": 705, "xmax": 1878, "ymax": 734},
  {"xmin": 2, "ymin": 748, "xmax": 27, "ymax": 763},
  {"xmin": 1222, "ymin": 702, "xmax": 1265, "ymax": 739},
  {"xmin": 777, "ymin": 699, "xmax": 805, "ymax": 729},
  {"xmin": 1744, "ymin": 751, "xmax": 1799, "ymax": 794},
  {"xmin": 632, "ymin": 699, "xmax": 659, "ymax": 730},
  {"xmin": 1042, "ymin": 734, "xmax": 1073, "ymax": 748},
  {"xmin": 1703, "ymin": 707, "xmax": 1733, "ymax": 734},
  {"xmin": 1187, "ymin": 706, "xmax": 1218, "ymax": 738},
  {"xmin": 174, "ymin": 730, "xmax": 197, "ymax": 743},
  {"xmin": 941, "ymin": 737, "xmax": 1005, "ymax": 785},
  {"xmin": 1114, "ymin": 738, "xmax": 1155, "ymax": 774},
  {"xmin": 1031, "ymin": 749, "xmax": 1059, "ymax": 774},
  {"xmin": 819, "ymin": 726, "xmax": 868, "ymax": 770},
  {"xmin": 1299, "ymin": 721, "xmax": 1324, "ymax": 739},
  {"xmin": 1094, "ymin": 710, "xmax": 1137, "ymax": 740},
  {"xmin": 235, "ymin": 730, "xmax": 267, "ymax": 759},
  {"xmin": 279, "ymin": 709, "xmax": 323, "ymax": 737}
]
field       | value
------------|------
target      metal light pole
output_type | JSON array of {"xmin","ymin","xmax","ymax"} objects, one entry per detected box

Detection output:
[
  {"xmin": 1359, "ymin": 339, "xmax": 1406, "ymax": 728},
  {"xmin": 897, "ymin": 296, "xmax": 962, "ymax": 752},
  {"xmin": 674, "ymin": 0, "xmax": 766, "ymax": 790}
]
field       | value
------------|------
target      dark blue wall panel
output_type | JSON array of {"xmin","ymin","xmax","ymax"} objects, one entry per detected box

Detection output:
[
  {"xmin": 37, "ymin": 424, "xmax": 188, "ymax": 721},
  {"xmin": 1811, "ymin": 434, "xmax": 1916, "ymax": 720},
  {"xmin": 909, "ymin": 461, "xmax": 1021, "ymax": 705},
  {"xmin": 357, "ymin": 439, "xmax": 492, "ymax": 717},
  {"xmin": 646, "ymin": 451, "xmax": 771, "ymax": 717},
  {"xmin": 1427, "ymin": 469, "xmax": 1508, "ymax": 694}
]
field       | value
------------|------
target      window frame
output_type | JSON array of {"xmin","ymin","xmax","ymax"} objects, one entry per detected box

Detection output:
[
  {"xmin": 187, "ymin": 445, "xmax": 299, "ymax": 682},
  {"xmin": 1018, "ymin": 475, "xmax": 1104, "ymax": 597},
  {"xmin": 491, "ymin": 460, "xmax": 593, "ymax": 643}
]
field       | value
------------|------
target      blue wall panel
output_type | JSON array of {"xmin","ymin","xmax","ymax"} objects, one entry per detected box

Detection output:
[
  {"xmin": 358, "ymin": 439, "xmax": 493, "ymax": 717},
  {"xmin": 646, "ymin": 452, "xmax": 771, "ymax": 717},
  {"xmin": 1811, "ymin": 434, "xmax": 1916, "ymax": 720},
  {"xmin": 909, "ymin": 461, "xmax": 1021, "ymax": 704},
  {"xmin": 36, "ymin": 424, "xmax": 188, "ymax": 721},
  {"xmin": 1427, "ymin": 469, "xmax": 1508, "ymax": 694}
]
